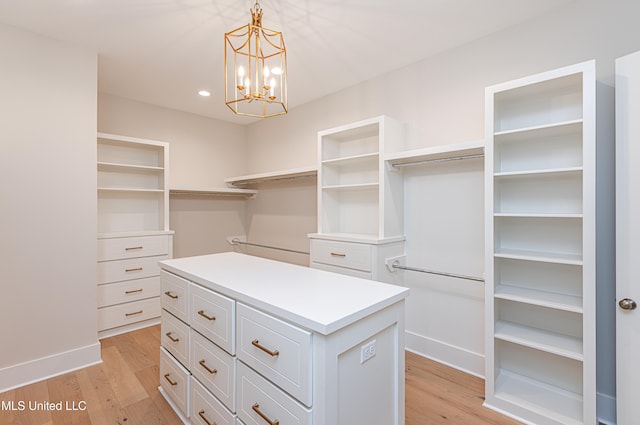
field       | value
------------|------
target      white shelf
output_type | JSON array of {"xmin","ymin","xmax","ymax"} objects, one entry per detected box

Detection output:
[
  {"xmin": 98, "ymin": 162, "xmax": 164, "ymax": 172},
  {"xmin": 98, "ymin": 229, "xmax": 175, "ymax": 239},
  {"xmin": 224, "ymin": 166, "xmax": 317, "ymax": 187},
  {"xmin": 322, "ymin": 182, "xmax": 379, "ymax": 191},
  {"xmin": 495, "ymin": 284, "xmax": 582, "ymax": 313},
  {"xmin": 494, "ymin": 119, "xmax": 583, "ymax": 138},
  {"xmin": 321, "ymin": 152, "xmax": 379, "ymax": 166},
  {"xmin": 494, "ymin": 213, "xmax": 583, "ymax": 219},
  {"xmin": 495, "ymin": 321, "xmax": 583, "ymax": 360},
  {"xmin": 98, "ymin": 187, "xmax": 165, "ymax": 193},
  {"xmin": 385, "ymin": 139, "xmax": 484, "ymax": 166},
  {"xmin": 169, "ymin": 187, "xmax": 257, "ymax": 198},
  {"xmin": 494, "ymin": 370, "xmax": 583, "ymax": 425},
  {"xmin": 494, "ymin": 166, "xmax": 582, "ymax": 178},
  {"xmin": 308, "ymin": 233, "xmax": 405, "ymax": 244},
  {"xmin": 494, "ymin": 248, "xmax": 583, "ymax": 265}
]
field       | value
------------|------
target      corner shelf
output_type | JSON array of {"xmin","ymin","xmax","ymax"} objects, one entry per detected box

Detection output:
[{"xmin": 224, "ymin": 166, "xmax": 317, "ymax": 187}]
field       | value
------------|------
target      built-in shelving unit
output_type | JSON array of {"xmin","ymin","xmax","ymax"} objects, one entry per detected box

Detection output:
[
  {"xmin": 224, "ymin": 165, "xmax": 317, "ymax": 187},
  {"xmin": 309, "ymin": 116, "xmax": 405, "ymax": 283},
  {"xmin": 97, "ymin": 133, "xmax": 173, "ymax": 338},
  {"xmin": 97, "ymin": 133, "xmax": 170, "ymax": 234},
  {"xmin": 315, "ymin": 116, "xmax": 404, "ymax": 239},
  {"xmin": 484, "ymin": 61, "xmax": 595, "ymax": 425}
]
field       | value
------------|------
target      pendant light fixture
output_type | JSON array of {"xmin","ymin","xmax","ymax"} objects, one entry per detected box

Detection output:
[{"xmin": 224, "ymin": 0, "xmax": 287, "ymax": 118}]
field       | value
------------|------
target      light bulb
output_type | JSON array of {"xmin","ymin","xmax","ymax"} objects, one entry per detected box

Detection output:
[
  {"xmin": 264, "ymin": 66, "xmax": 270, "ymax": 79},
  {"xmin": 238, "ymin": 66, "xmax": 245, "ymax": 80},
  {"xmin": 270, "ymin": 78, "xmax": 275, "ymax": 97}
]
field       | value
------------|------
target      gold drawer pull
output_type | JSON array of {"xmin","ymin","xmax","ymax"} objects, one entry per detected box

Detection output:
[
  {"xmin": 330, "ymin": 252, "xmax": 346, "ymax": 257},
  {"xmin": 125, "ymin": 267, "xmax": 143, "ymax": 272},
  {"xmin": 163, "ymin": 373, "xmax": 177, "ymax": 386},
  {"xmin": 251, "ymin": 339, "xmax": 279, "ymax": 357},
  {"xmin": 164, "ymin": 291, "xmax": 178, "ymax": 299},
  {"xmin": 252, "ymin": 403, "xmax": 279, "ymax": 425},
  {"xmin": 198, "ymin": 310, "xmax": 216, "ymax": 321},
  {"xmin": 198, "ymin": 410, "xmax": 217, "ymax": 425},
  {"xmin": 199, "ymin": 359, "xmax": 217, "ymax": 375},
  {"xmin": 125, "ymin": 288, "xmax": 143, "ymax": 294},
  {"xmin": 165, "ymin": 332, "xmax": 179, "ymax": 343},
  {"xmin": 125, "ymin": 310, "xmax": 143, "ymax": 317},
  {"xmin": 125, "ymin": 246, "xmax": 143, "ymax": 251}
]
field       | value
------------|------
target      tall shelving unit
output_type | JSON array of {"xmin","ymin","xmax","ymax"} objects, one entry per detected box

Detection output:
[
  {"xmin": 484, "ymin": 61, "xmax": 595, "ymax": 424},
  {"xmin": 97, "ymin": 133, "xmax": 174, "ymax": 338},
  {"xmin": 309, "ymin": 116, "xmax": 405, "ymax": 283}
]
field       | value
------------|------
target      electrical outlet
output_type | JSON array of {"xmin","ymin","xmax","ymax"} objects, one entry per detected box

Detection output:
[{"xmin": 360, "ymin": 339, "xmax": 376, "ymax": 364}]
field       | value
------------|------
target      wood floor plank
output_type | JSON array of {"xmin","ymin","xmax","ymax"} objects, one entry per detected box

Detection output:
[
  {"xmin": 0, "ymin": 389, "xmax": 17, "ymax": 425},
  {"xmin": 99, "ymin": 345, "xmax": 148, "ymax": 408},
  {"xmin": 75, "ymin": 363, "xmax": 128, "ymax": 425},
  {"xmin": 13, "ymin": 380, "xmax": 53, "ymax": 425},
  {"xmin": 46, "ymin": 373, "xmax": 91, "ymax": 425}
]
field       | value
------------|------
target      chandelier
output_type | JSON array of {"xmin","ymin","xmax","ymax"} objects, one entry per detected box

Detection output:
[{"xmin": 224, "ymin": 0, "xmax": 288, "ymax": 118}]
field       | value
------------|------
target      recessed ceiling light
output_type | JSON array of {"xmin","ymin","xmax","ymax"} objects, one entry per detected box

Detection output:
[{"xmin": 198, "ymin": 90, "xmax": 211, "ymax": 97}]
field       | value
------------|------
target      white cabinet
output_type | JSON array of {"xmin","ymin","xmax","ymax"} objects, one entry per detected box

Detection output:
[
  {"xmin": 97, "ymin": 133, "xmax": 173, "ymax": 338},
  {"xmin": 158, "ymin": 252, "xmax": 409, "ymax": 425},
  {"xmin": 484, "ymin": 61, "xmax": 596, "ymax": 424},
  {"xmin": 310, "ymin": 116, "xmax": 406, "ymax": 282}
]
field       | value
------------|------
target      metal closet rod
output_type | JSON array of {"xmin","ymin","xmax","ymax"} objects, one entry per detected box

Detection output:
[
  {"xmin": 392, "ymin": 153, "xmax": 484, "ymax": 168},
  {"xmin": 231, "ymin": 238, "xmax": 310, "ymax": 255},
  {"xmin": 392, "ymin": 263, "xmax": 484, "ymax": 283}
]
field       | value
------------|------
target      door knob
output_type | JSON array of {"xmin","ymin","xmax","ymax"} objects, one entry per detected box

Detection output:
[{"xmin": 619, "ymin": 298, "xmax": 637, "ymax": 310}]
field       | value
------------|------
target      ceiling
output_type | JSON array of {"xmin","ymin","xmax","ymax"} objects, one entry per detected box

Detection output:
[{"xmin": 0, "ymin": 0, "xmax": 574, "ymax": 125}]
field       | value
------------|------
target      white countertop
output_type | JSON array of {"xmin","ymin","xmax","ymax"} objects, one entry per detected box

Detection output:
[{"xmin": 160, "ymin": 252, "xmax": 409, "ymax": 335}]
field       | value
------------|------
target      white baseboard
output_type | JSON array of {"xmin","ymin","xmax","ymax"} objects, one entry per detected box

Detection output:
[
  {"xmin": 405, "ymin": 330, "xmax": 484, "ymax": 378},
  {"xmin": 0, "ymin": 343, "xmax": 101, "ymax": 394}
]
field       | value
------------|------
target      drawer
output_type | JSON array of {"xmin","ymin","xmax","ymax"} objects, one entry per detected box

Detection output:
[
  {"xmin": 160, "ymin": 347, "xmax": 190, "ymax": 417},
  {"xmin": 161, "ymin": 270, "xmax": 189, "ymax": 323},
  {"xmin": 237, "ymin": 362, "xmax": 311, "ymax": 425},
  {"xmin": 237, "ymin": 303, "xmax": 312, "ymax": 406},
  {"xmin": 161, "ymin": 309, "xmax": 190, "ymax": 368},
  {"xmin": 310, "ymin": 261, "xmax": 373, "ymax": 279},
  {"xmin": 98, "ymin": 276, "xmax": 160, "ymax": 308},
  {"xmin": 98, "ymin": 255, "xmax": 168, "ymax": 284},
  {"xmin": 191, "ymin": 328, "xmax": 236, "ymax": 412},
  {"xmin": 191, "ymin": 284, "xmax": 236, "ymax": 355},
  {"xmin": 191, "ymin": 378, "xmax": 236, "ymax": 425},
  {"xmin": 98, "ymin": 234, "xmax": 170, "ymax": 262},
  {"xmin": 98, "ymin": 297, "xmax": 160, "ymax": 331},
  {"xmin": 310, "ymin": 239, "xmax": 372, "ymax": 271}
]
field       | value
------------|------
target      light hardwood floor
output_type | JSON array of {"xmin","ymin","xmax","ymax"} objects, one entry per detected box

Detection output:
[{"xmin": 0, "ymin": 326, "xmax": 520, "ymax": 425}]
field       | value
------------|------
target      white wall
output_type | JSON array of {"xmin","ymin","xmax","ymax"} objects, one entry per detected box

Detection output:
[
  {"xmin": 98, "ymin": 94, "xmax": 248, "ymax": 258},
  {"xmin": 239, "ymin": 178, "xmax": 317, "ymax": 267},
  {"xmin": 0, "ymin": 23, "xmax": 99, "ymax": 391},
  {"xmin": 242, "ymin": 0, "xmax": 634, "ymax": 421}
]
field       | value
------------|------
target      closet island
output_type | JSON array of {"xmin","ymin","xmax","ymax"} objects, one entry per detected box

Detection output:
[{"xmin": 157, "ymin": 252, "xmax": 410, "ymax": 425}]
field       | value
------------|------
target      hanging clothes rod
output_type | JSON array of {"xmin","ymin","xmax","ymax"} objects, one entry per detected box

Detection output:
[
  {"xmin": 230, "ymin": 238, "xmax": 309, "ymax": 255},
  {"xmin": 392, "ymin": 153, "xmax": 484, "ymax": 168},
  {"xmin": 392, "ymin": 263, "xmax": 484, "ymax": 282}
]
